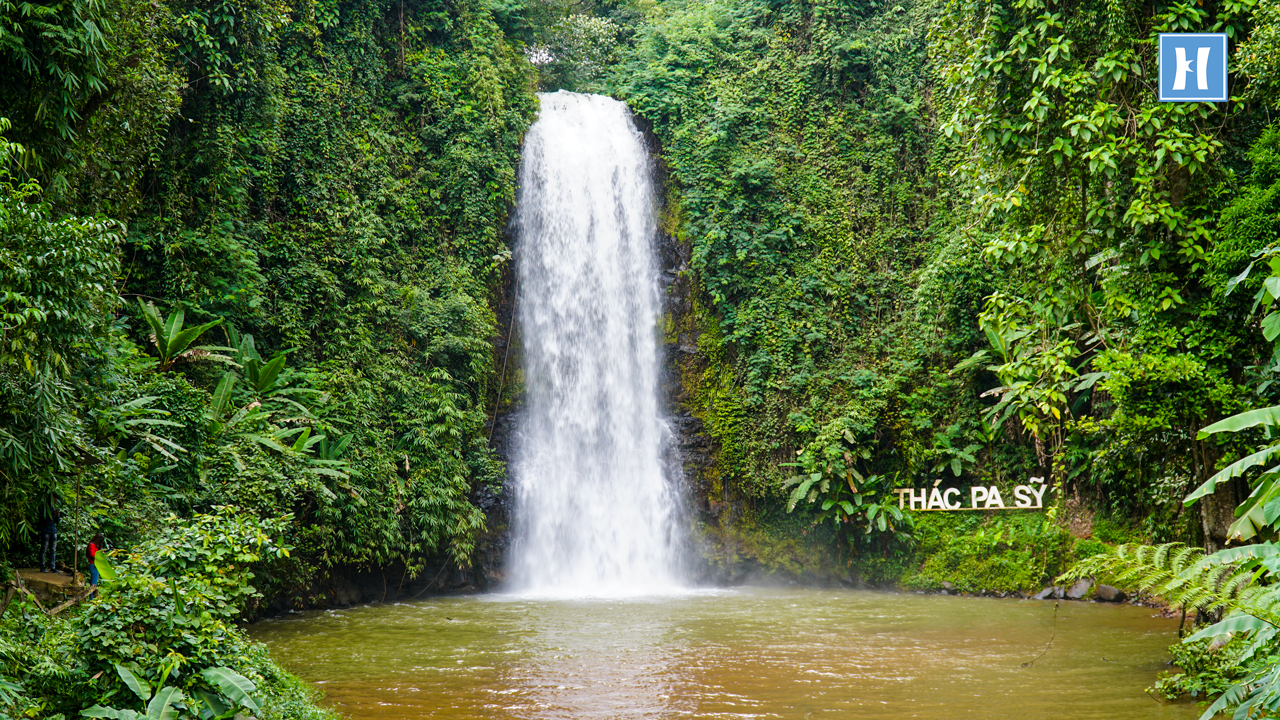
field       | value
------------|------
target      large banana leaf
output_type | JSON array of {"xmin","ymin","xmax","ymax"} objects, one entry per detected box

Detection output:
[
  {"xmin": 1185, "ymin": 445, "xmax": 1280, "ymax": 504},
  {"xmin": 193, "ymin": 690, "xmax": 227, "ymax": 718},
  {"xmin": 145, "ymin": 686, "xmax": 182, "ymax": 720},
  {"xmin": 1194, "ymin": 542, "xmax": 1280, "ymax": 568},
  {"xmin": 201, "ymin": 667, "xmax": 261, "ymax": 713},
  {"xmin": 246, "ymin": 353, "xmax": 287, "ymax": 394},
  {"xmin": 1197, "ymin": 405, "xmax": 1280, "ymax": 440},
  {"xmin": 114, "ymin": 664, "xmax": 151, "ymax": 706},
  {"xmin": 1225, "ymin": 470, "xmax": 1280, "ymax": 542},
  {"xmin": 1186, "ymin": 611, "xmax": 1278, "ymax": 643},
  {"xmin": 137, "ymin": 300, "xmax": 223, "ymax": 369},
  {"xmin": 209, "ymin": 372, "xmax": 238, "ymax": 421}
]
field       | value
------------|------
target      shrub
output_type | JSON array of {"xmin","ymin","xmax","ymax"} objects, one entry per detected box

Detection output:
[{"xmin": 74, "ymin": 507, "xmax": 290, "ymax": 686}]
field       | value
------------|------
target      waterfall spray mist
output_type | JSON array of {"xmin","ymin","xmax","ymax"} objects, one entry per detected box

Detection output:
[{"xmin": 508, "ymin": 91, "xmax": 682, "ymax": 596}]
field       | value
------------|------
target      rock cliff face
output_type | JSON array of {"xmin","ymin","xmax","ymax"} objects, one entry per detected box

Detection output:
[
  {"xmin": 654, "ymin": 220, "xmax": 847, "ymax": 587},
  {"xmin": 473, "ymin": 258, "xmax": 520, "ymax": 591}
]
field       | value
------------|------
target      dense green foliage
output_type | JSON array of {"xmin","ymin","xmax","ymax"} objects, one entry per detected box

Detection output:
[
  {"xmin": 2, "ymin": 0, "xmax": 541, "ymax": 584},
  {"xmin": 611, "ymin": 0, "xmax": 1012, "ymax": 570},
  {"xmin": 5, "ymin": 0, "xmax": 1280, "ymax": 715},
  {"xmin": 2, "ymin": 0, "xmax": 547, "ymax": 713},
  {"xmin": 1, "ymin": 510, "xmax": 333, "ymax": 720},
  {"xmin": 904, "ymin": 512, "xmax": 1074, "ymax": 594},
  {"xmin": 609, "ymin": 0, "xmax": 1280, "ymax": 561}
]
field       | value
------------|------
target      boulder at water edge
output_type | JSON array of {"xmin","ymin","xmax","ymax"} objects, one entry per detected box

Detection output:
[
  {"xmin": 1094, "ymin": 584, "xmax": 1127, "ymax": 603},
  {"xmin": 1065, "ymin": 579, "xmax": 1093, "ymax": 599}
]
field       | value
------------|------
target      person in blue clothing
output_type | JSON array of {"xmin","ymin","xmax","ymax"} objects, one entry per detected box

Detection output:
[{"xmin": 38, "ymin": 506, "xmax": 60, "ymax": 573}]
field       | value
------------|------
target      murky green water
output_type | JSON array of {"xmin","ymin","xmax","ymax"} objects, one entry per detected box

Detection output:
[{"xmin": 250, "ymin": 587, "xmax": 1200, "ymax": 719}]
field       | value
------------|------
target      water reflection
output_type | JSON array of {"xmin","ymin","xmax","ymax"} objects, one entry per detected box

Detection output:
[
  {"xmin": 493, "ymin": 595, "xmax": 686, "ymax": 718},
  {"xmin": 250, "ymin": 588, "xmax": 1199, "ymax": 720}
]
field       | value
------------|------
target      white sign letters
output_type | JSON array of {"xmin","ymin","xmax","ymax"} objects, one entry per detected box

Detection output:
[{"xmin": 893, "ymin": 477, "xmax": 1048, "ymax": 511}]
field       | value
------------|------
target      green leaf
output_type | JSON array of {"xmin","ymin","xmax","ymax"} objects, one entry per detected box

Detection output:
[
  {"xmin": 210, "ymin": 372, "xmax": 237, "ymax": 420},
  {"xmin": 95, "ymin": 548, "xmax": 117, "ymax": 582},
  {"xmin": 243, "ymin": 433, "xmax": 291, "ymax": 453},
  {"xmin": 1265, "ymin": 276, "xmax": 1280, "ymax": 303},
  {"xmin": 1265, "ymin": 312, "xmax": 1280, "ymax": 342},
  {"xmin": 1226, "ymin": 472, "xmax": 1280, "ymax": 542},
  {"xmin": 327, "ymin": 434, "xmax": 352, "ymax": 459},
  {"xmin": 200, "ymin": 668, "xmax": 260, "ymax": 713},
  {"xmin": 254, "ymin": 353, "xmax": 287, "ymax": 393},
  {"xmin": 162, "ymin": 308, "xmax": 184, "ymax": 352},
  {"xmin": 1185, "ymin": 612, "xmax": 1277, "ymax": 643},
  {"xmin": 138, "ymin": 301, "xmax": 166, "ymax": 350},
  {"xmin": 193, "ymin": 690, "xmax": 227, "ymax": 718},
  {"xmin": 168, "ymin": 318, "xmax": 224, "ymax": 361},
  {"xmin": 114, "ymin": 664, "xmax": 151, "ymax": 705},
  {"xmin": 1198, "ymin": 406, "xmax": 1280, "ymax": 439},
  {"xmin": 290, "ymin": 427, "xmax": 312, "ymax": 452},
  {"xmin": 1225, "ymin": 261, "xmax": 1255, "ymax": 296},
  {"xmin": 1185, "ymin": 445, "xmax": 1280, "ymax": 505},
  {"xmin": 786, "ymin": 474, "xmax": 820, "ymax": 511},
  {"xmin": 145, "ymin": 687, "xmax": 182, "ymax": 720},
  {"xmin": 81, "ymin": 707, "xmax": 134, "ymax": 719},
  {"xmin": 1198, "ymin": 542, "xmax": 1280, "ymax": 567}
]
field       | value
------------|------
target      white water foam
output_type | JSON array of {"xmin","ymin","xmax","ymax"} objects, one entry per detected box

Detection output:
[{"xmin": 506, "ymin": 91, "xmax": 683, "ymax": 598}]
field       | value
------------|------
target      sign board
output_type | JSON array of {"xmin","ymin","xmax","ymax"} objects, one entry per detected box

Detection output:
[
  {"xmin": 893, "ymin": 477, "xmax": 1049, "ymax": 511},
  {"xmin": 1158, "ymin": 33, "xmax": 1228, "ymax": 102}
]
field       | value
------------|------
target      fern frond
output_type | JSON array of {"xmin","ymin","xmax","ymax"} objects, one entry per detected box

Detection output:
[{"xmin": 1060, "ymin": 542, "xmax": 1280, "ymax": 627}]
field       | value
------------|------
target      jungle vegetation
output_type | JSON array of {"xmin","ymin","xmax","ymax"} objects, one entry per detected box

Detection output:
[{"xmin": 3, "ymin": 0, "xmax": 1280, "ymax": 716}]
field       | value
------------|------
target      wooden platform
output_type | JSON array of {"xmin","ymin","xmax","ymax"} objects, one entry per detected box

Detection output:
[{"xmin": 16, "ymin": 568, "xmax": 86, "ymax": 604}]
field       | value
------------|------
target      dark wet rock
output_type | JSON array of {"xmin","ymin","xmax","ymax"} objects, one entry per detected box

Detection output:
[
  {"xmin": 1095, "ymin": 584, "xmax": 1127, "ymax": 603},
  {"xmin": 1033, "ymin": 586, "xmax": 1064, "ymax": 600},
  {"xmin": 1065, "ymin": 579, "xmax": 1093, "ymax": 599}
]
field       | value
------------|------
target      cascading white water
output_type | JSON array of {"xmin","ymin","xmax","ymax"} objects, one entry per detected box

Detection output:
[{"xmin": 507, "ymin": 91, "xmax": 681, "ymax": 596}]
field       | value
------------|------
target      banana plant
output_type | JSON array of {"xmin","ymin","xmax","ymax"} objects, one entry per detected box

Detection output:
[
  {"xmin": 314, "ymin": 429, "xmax": 351, "ymax": 461},
  {"xmin": 1186, "ymin": 406, "xmax": 1280, "ymax": 542},
  {"xmin": 81, "ymin": 664, "xmax": 183, "ymax": 720},
  {"xmin": 222, "ymin": 326, "xmax": 319, "ymax": 408},
  {"xmin": 195, "ymin": 667, "xmax": 261, "ymax": 720},
  {"xmin": 1186, "ymin": 246, "xmax": 1280, "ymax": 542},
  {"xmin": 205, "ymin": 369, "xmax": 352, "ymax": 482},
  {"xmin": 80, "ymin": 664, "xmax": 261, "ymax": 720},
  {"xmin": 137, "ymin": 301, "xmax": 223, "ymax": 372}
]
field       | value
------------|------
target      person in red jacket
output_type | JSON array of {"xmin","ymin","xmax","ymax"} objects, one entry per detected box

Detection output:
[{"xmin": 87, "ymin": 533, "xmax": 105, "ymax": 591}]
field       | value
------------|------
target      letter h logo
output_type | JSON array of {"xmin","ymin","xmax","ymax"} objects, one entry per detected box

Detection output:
[{"xmin": 1159, "ymin": 34, "xmax": 1228, "ymax": 102}]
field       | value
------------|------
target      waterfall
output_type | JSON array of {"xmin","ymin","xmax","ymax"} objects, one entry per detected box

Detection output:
[{"xmin": 507, "ymin": 91, "xmax": 682, "ymax": 596}]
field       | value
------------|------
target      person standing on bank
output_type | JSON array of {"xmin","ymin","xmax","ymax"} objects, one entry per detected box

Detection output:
[
  {"xmin": 38, "ymin": 506, "xmax": 60, "ymax": 574},
  {"xmin": 87, "ymin": 533, "xmax": 105, "ymax": 594}
]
